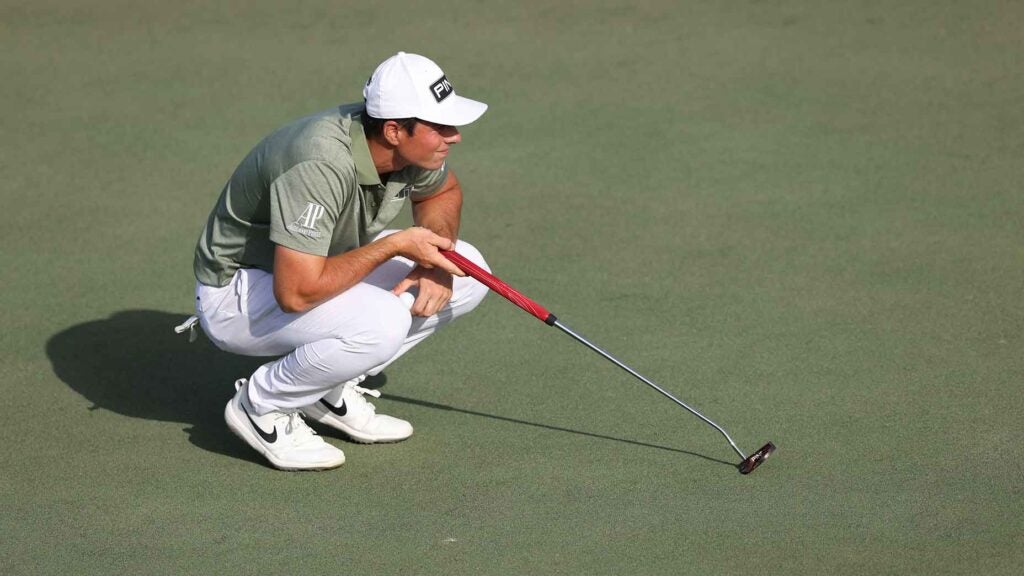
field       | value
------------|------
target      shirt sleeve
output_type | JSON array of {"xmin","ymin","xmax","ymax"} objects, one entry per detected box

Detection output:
[
  {"xmin": 407, "ymin": 161, "xmax": 450, "ymax": 201},
  {"xmin": 268, "ymin": 161, "xmax": 352, "ymax": 256}
]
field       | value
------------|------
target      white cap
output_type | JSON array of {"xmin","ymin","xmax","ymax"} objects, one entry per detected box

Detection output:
[{"xmin": 363, "ymin": 52, "xmax": 488, "ymax": 126}]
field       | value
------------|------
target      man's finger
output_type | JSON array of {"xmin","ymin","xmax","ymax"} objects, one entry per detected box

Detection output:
[
  {"xmin": 392, "ymin": 276, "xmax": 416, "ymax": 296},
  {"xmin": 411, "ymin": 293, "xmax": 433, "ymax": 317},
  {"xmin": 433, "ymin": 255, "xmax": 465, "ymax": 277},
  {"xmin": 414, "ymin": 295, "xmax": 448, "ymax": 318},
  {"xmin": 428, "ymin": 233, "xmax": 456, "ymax": 252}
]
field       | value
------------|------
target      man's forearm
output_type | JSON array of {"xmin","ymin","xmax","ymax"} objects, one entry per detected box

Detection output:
[
  {"xmin": 275, "ymin": 236, "xmax": 402, "ymax": 312},
  {"xmin": 274, "ymin": 226, "xmax": 462, "ymax": 313}
]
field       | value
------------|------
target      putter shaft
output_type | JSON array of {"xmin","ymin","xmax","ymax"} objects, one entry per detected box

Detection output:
[
  {"xmin": 438, "ymin": 249, "xmax": 770, "ymax": 469},
  {"xmin": 552, "ymin": 320, "xmax": 749, "ymax": 461}
]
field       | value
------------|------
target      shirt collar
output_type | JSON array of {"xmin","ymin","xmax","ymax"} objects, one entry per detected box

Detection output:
[{"xmin": 350, "ymin": 114, "xmax": 381, "ymax": 187}]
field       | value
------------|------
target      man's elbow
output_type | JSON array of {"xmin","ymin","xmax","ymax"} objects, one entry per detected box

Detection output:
[
  {"xmin": 277, "ymin": 299, "xmax": 311, "ymax": 314},
  {"xmin": 273, "ymin": 286, "xmax": 315, "ymax": 314}
]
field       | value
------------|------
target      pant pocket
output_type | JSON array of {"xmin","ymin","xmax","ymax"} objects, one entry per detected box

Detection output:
[{"xmin": 196, "ymin": 281, "xmax": 234, "ymax": 317}]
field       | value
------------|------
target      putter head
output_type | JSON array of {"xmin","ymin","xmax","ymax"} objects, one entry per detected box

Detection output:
[{"xmin": 738, "ymin": 442, "xmax": 776, "ymax": 475}]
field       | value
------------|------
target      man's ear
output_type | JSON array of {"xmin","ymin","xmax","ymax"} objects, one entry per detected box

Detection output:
[{"xmin": 383, "ymin": 121, "xmax": 403, "ymax": 146}]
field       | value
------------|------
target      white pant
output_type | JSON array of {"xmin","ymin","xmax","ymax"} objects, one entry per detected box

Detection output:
[{"xmin": 195, "ymin": 235, "xmax": 489, "ymax": 415}]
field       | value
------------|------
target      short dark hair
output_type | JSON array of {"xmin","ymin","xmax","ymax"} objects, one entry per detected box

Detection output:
[{"xmin": 361, "ymin": 108, "xmax": 418, "ymax": 139}]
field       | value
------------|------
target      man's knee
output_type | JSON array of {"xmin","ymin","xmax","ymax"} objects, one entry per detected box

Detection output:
[{"xmin": 340, "ymin": 294, "xmax": 412, "ymax": 365}]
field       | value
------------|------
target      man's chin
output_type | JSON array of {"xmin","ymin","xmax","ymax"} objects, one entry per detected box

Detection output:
[{"xmin": 417, "ymin": 159, "xmax": 447, "ymax": 171}]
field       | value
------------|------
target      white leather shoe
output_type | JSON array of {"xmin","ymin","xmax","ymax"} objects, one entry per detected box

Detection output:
[
  {"xmin": 225, "ymin": 379, "xmax": 345, "ymax": 470},
  {"xmin": 301, "ymin": 377, "xmax": 413, "ymax": 443}
]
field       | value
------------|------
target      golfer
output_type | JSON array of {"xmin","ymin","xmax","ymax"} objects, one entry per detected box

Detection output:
[{"xmin": 184, "ymin": 52, "xmax": 490, "ymax": 470}]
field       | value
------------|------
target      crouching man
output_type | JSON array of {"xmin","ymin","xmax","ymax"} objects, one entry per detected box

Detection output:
[{"xmin": 188, "ymin": 52, "xmax": 490, "ymax": 470}]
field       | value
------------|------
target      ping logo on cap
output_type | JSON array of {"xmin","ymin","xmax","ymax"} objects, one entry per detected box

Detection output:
[{"xmin": 430, "ymin": 75, "xmax": 453, "ymax": 103}]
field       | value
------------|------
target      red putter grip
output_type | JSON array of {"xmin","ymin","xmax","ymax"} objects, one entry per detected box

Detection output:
[{"xmin": 441, "ymin": 250, "xmax": 555, "ymax": 325}]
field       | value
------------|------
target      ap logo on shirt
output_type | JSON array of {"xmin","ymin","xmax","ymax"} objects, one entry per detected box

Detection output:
[{"xmin": 288, "ymin": 202, "xmax": 325, "ymax": 238}]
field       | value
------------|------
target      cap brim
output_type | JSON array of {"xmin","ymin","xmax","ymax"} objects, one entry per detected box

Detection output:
[{"xmin": 417, "ymin": 95, "xmax": 488, "ymax": 127}]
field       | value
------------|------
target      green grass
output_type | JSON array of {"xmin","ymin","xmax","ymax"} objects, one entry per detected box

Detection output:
[{"xmin": 2, "ymin": 1, "xmax": 1022, "ymax": 574}]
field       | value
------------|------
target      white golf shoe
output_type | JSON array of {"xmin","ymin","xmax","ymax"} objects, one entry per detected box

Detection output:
[
  {"xmin": 300, "ymin": 376, "xmax": 414, "ymax": 444},
  {"xmin": 224, "ymin": 379, "xmax": 345, "ymax": 471}
]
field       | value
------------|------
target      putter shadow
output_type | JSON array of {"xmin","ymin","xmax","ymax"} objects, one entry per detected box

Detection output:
[
  {"xmin": 45, "ymin": 309, "xmax": 269, "ymax": 465},
  {"xmin": 384, "ymin": 394, "xmax": 736, "ymax": 467}
]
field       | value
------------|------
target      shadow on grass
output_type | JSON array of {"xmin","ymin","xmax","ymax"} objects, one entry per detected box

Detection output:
[
  {"xmin": 45, "ymin": 310, "xmax": 268, "ymax": 465},
  {"xmin": 384, "ymin": 394, "xmax": 737, "ymax": 468},
  {"xmin": 45, "ymin": 309, "xmax": 734, "ymax": 469}
]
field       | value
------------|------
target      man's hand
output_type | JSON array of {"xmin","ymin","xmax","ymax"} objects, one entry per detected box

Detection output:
[
  {"xmin": 386, "ymin": 227, "xmax": 462, "ymax": 317},
  {"xmin": 384, "ymin": 227, "xmax": 464, "ymax": 277},
  {"xmin": 392, "ymin": 266, "xmax": 454, "ymax": 317}
]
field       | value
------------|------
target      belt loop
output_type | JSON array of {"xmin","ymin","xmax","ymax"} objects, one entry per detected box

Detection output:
[{"xmin": 235, "ymin": 269, "xmax": 248, "ymax": 314}]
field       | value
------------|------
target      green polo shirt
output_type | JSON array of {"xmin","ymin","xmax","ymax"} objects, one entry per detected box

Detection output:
[{"xmin": 193, "ymin": 103, "xmax": 449, "ymax": 287}]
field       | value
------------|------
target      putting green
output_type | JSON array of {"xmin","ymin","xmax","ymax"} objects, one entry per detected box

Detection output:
[{"xmin": 2, "ymin": 1, "xmax": 1021, "ymax": 574}]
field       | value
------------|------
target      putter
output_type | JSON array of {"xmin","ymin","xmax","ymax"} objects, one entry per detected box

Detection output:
[{"xmin": 441, "ymin": 250, "xmax": 776, "ymax": 475}]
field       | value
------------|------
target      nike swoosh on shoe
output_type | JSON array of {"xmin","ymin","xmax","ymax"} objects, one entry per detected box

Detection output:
[
  {"xmin": 241, "ymin": 402, "xmax": 278, "ymax": 443},
  {"xmin": 319, "ymin": 399, "xmax": 347, "ymax": 417}
]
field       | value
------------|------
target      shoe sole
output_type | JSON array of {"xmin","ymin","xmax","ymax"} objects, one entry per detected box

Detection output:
[
  {"xmin": 224, "ymin": 400, "xmax": 345, "ymax": 471},
  {"xmin": 301, "ymin": 402, "xmax": 413, "ymax": 444}
]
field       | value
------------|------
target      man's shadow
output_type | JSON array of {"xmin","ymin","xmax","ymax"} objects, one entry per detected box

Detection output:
[
  {"xmin": 45, "ymin": 310, "xmax": 269, "ymax": 463},
  {"xmin": 46, "ymin": 310, "xmax": 735, "ymax": 468}
]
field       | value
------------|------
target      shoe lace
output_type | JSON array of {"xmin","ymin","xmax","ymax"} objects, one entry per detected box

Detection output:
[
  {"xmin": 345, "ymin": 382, "xmax": 382, "ymax": 413},
  {"xmin": 279, "ymin": 411, "xmax": 318, "ymax": 444}
]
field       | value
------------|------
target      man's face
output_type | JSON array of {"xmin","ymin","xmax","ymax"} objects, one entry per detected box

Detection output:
[{"xmin": 395, "ymin": 120, "xmax": 461, "ymax": 171}]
